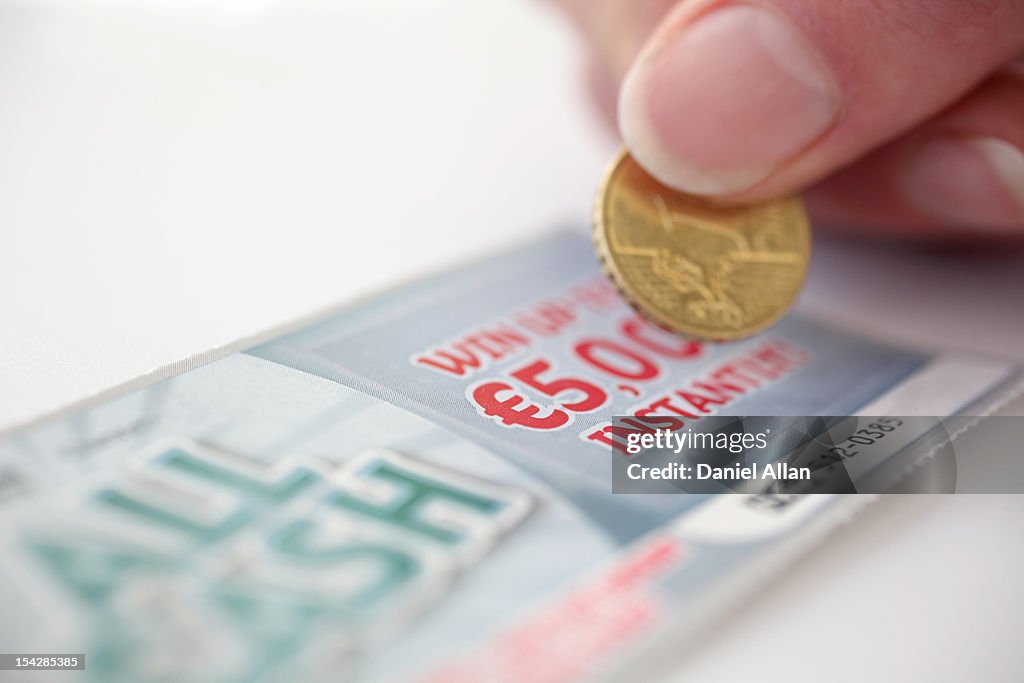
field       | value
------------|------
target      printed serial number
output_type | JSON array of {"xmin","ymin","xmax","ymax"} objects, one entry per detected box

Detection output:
[{"xmin": 826, "ymin": 417, "xmax": 905, "ymax": 460}]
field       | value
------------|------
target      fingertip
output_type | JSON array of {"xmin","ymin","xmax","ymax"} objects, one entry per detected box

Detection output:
[
  {"xmin": 618, "ymin": 3, "xmax": 841, "ymax": 197},
  {"xmin": 902, "ymin": 136, "xmax": 1024, "ymax": 232}
]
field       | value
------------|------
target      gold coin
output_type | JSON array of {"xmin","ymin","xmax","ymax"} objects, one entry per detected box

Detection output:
[{"xmin": 593, "ymin": 150, "xmax": 811, "ymax": 341}]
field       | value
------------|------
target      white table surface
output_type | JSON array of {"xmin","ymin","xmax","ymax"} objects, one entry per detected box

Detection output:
[{"xmin": 0, "ymin": 2, "xmax": 1022, "ymax": 681}]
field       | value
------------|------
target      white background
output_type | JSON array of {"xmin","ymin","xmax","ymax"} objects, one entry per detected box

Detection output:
[{"xmin": 0, "ymin": 1, "xmax": 1022, "ymax": 680}]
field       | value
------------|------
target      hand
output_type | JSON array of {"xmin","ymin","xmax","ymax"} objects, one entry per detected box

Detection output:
[{"xmin": 553, "ymin": 0, "xmax": 1024, "ymax": 238}]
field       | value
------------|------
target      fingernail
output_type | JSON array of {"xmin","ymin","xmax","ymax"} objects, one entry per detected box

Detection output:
[
  {"xmin": 619, "ymin": 3, "xmax": 840, "ymax": 195},
  {"xmin": 902, "ymin": 136, "xmax": 1024, "ymax": 231}
]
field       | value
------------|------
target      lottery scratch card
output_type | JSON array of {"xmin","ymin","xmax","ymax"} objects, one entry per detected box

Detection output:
[{"xmin": 0, "ymin": 232, "xmax": 1018, "ymax": 682}]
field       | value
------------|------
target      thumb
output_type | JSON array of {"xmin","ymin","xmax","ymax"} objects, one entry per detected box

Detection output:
[{"xmin": 619, "ymin": 0, "xmax": 1024, "ymax": 200}]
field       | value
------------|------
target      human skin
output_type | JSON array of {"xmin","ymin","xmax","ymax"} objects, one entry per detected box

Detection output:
[{"xmin": 551, "ymin": 0, "xmax": 1024, "ymax": 239}]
